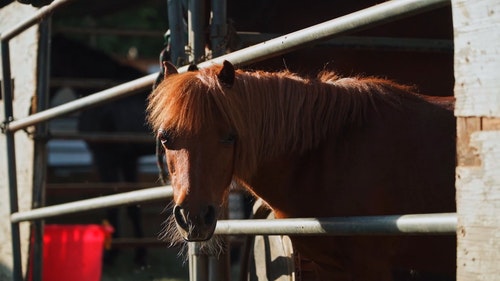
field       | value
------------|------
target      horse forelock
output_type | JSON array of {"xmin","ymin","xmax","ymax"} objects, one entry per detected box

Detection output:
[{"xmin": 147, "ymin": 70, "xmax": 218, "ymax": 136}]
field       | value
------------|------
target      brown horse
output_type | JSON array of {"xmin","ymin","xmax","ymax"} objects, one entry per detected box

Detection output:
[{"xmin": 147, "ymin": 61, "xmax": 456, "ymax": 281}]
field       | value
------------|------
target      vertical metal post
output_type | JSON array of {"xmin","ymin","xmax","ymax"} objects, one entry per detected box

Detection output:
[
  {"xmin": 1, "ymin": 40, "xmax": 23, "ymax": 281},
  {"xmin": 210, "ymin": 0, "xmax": 227, "ymax": 57},
  {"xmin": 167, "ymin": 0, "xmax": 188, "ymax": 66},
  {"xmin": 208, "ymin": 204, "xmax": 230, "ymax": 281},
  {"xmin": 187, "ymin": 0, "xmax": 206, "ymax": 63},
  {"xmin": 30, "ymin": 17, "xmax": 52, "ymax": 281},
  {"xmin": 189, "ymin": 242, "xmax": 209, "ymax": 281}
]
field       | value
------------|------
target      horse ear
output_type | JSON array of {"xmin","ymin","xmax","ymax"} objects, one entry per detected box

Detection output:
[
  {"xmin": 217, "ymin": 60, "xmax": 235, "ymax": 87},
  {"xmin": 188, "ymin": 63, "xmax": 198, "ymax": 71},
  {"xmin": 162, "ymin": 61, "xmax": 178, "ymax": 78}
]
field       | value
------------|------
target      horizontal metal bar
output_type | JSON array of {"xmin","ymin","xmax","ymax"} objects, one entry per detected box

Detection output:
[
  {"xmin": 13, "ymin": 184, "xmax": 456, "ymax": 236},
  {"xmin": 215, "ymin": 213, "xmax": 457, "ymax": 236},
  {"xmin": 7, "ymin": 72, "xmax": 157, "ymax": 132},
  {"xmin": 0, "ymin": 0, "xmax": 74, "ymax": 42},
  {"xmin": 10, "ymin": 186, "xmax": 173, "ymax": 223}
]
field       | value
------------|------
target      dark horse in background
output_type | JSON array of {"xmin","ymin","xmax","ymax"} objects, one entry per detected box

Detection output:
[
  {"xmin": 50, "ymin": 35, "xmax": 154, "ymax": 265},
  {"xmin": 148, "ymin": 61, "xmax": 456, "ymax": 281}
]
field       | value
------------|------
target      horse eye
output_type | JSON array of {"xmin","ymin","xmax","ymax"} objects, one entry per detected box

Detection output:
[
  {"xmin": 158, "ymin": 129, "xmax": 171, "ymax": 145},
  {"xmin": 221, "ymin": 133, "xmax": 237, "ymax": 145}
]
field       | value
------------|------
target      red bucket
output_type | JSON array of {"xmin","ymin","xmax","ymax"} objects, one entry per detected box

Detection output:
[{"xmin": 39, "ymin": 224, "xmax": 113, "ymax": 281}]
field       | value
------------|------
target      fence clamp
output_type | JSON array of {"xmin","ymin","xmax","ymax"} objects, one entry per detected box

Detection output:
[{"xmin": 1, "ymin": 117, "xmax": 13, "ymax": 134}]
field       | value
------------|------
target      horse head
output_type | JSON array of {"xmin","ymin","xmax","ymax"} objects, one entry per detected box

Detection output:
[{"xmin": 150, "ymin": 61, "xmax": 237, "ymax": 242}]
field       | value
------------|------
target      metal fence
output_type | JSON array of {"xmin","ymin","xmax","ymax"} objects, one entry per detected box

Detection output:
[{"xmin": 1, "ymin": 0, "xmax": 455, "ymax": 280}]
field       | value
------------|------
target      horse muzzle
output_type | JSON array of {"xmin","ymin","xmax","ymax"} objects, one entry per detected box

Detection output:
[{"xmin": 173, "ymin": 204, "xmax": 217, "ymax": 241}]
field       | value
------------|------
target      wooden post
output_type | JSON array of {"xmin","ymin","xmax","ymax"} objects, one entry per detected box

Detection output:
[
  {"xmin": 0, "ymin": 3, "xmax": 38, "ymax": 279},
  {"xmin": 452, "ymin": 0, "xmax": 500, "ymax": 280}
]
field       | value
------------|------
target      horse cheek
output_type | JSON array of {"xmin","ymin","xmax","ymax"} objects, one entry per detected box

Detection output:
[
  {"xmin": 167, "ymin": 149, "xmax": 189, "ymax": 205},
  {"xmin": 217, "ymin": 146, "xmax": 235, "ymax": 200}
]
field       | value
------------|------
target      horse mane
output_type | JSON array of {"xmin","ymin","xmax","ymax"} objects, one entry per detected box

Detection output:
[{"xmin": 147, "ymin": 64, "xmax": 417, "ymax": 177}]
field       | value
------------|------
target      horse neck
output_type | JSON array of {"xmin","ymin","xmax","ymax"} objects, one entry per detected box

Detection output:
[{"xmin": 231, "ymin": 72, "xmax": 374, "ymax": 180}]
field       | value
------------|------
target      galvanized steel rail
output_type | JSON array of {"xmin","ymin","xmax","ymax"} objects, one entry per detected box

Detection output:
[
  {"xmin": 10, "ymin": 186, "xmax": 173, "ymax": 223},
  {"xmin": 215, "ymin": 213, "xmax": 457, "ymax": 236},
  {"xmin": 11, "ymin": 185, "xmax": 457, "ymax": 234},
  {"xmin": 6, "ymin": 73, "xmax": 157, "ymax": 132}
]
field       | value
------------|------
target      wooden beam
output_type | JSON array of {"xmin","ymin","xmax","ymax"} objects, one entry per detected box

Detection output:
[
  {"xmin": 452, "ymin": 0, "xmax": 500, "ymax": 280},
  {"xmin": 457, "ymin": 117, "xmax": 500, "ymax": 166},
  {"xmin": 456, "ymin": 117, "xmax": 482, "ymax": 167},
  {"xmin": 455, "ymin": 131, "xmax": 500, "ymax": 280}
]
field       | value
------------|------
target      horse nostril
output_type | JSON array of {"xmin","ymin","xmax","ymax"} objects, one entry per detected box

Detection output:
[
  {"xmin": 173, "ymin": 205, "xmax": 189, "ymax": 231},
  {"xmin": 173, "ymin": 204, "xmax": 218, "ymax": 241},
  {"xmin": 203, "ymin": 205, "xmax": 216, "ymax": 226}
]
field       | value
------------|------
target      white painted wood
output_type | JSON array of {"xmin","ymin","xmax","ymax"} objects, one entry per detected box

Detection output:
[
  {"xmin": 453, "ymin": 1, "xmax": 500, "ymax": 280},
  {"xmin": 453, "ymin": 0, "xmax": 500, "ymax": 117},
  {"xmin": 456, "ymin": 131, "xmax": 500, "ymax": 280},
  {"xmin": 0, "ymin": 3, "xmax": 38, "ymax": 279}
]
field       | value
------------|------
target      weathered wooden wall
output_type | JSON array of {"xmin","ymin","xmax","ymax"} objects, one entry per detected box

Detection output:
[
  {"xmin": 0, "ymin": 3, "xmax": 38, "ymax": 279},
  {"xmin": 452, "ymin": 0, "xmax": 500, "ymax": 280}
]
